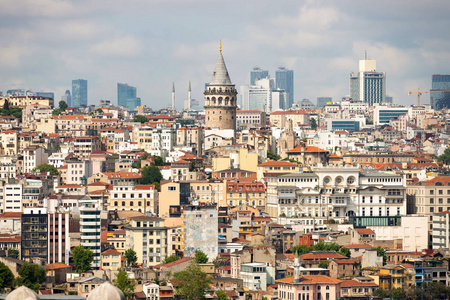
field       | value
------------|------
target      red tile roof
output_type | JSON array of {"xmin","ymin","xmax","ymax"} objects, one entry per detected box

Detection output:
[
  {"xmin": 277, "ymin": 275, "xmax": 342, "ymax": 284},
  {"xmin": 344, "ymin": 244, "xmax": 374, "ymax": 249},
  {"xmin": 258, "ymin": 160, "xmax": 297, "ymax": 167},
  {"xmin": 300, "ymin": 252, "xmax": 348, "ymax": 260},
  {"xmin": 287, "ymin": 146, "xmax": 328, "ymax": 153},
  {"xmin": 46, "ymin": 263, "xmax": 70, "ymax": 270},
  {"xmin": 340, "ymin": 280, "xmax": 378, "ymax": 287},
  {"xmin": 102, "ymin": 172, "xmax": 142, "ymax": 179},
  {"xmin": 102, "ymin": 248, "xmax": 121, "ymax": 255},
  {"xmin": 355, "ymin": 228, "xmax": 375, "ymax": 235},
  {"xmin": 153, "ymin": 257, "xmax": 194, "ymax": 269}
]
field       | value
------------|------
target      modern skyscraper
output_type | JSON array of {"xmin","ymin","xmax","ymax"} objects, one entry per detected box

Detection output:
[
  {"xmin": 36, "ymin": 91, "xmax": 54, "ymax": 99},
  {"xmin": 275, "ymin": 67, "xmax": 294, "ymax": 108},
  {"xmin": 349, "ymin": 58, "xmax": 385, "ymax": 105},
  {"xmin": 250, "ymin": 67, "xmax": 269, "ymax": 85},
  {"xmin": 72, "ymin": 79, "xmax": 88, "ymax": 107},
  {"xmin": 204, "ymin": 45, "xmax": 237, "ymax": 130},
  {"xmin": 431, "ymin": 75, "xmax": 450, "ymax": 109},
  {"xmin": 240, "ymin": 78, "xmax": 273, "ymax": 112},
  {"xmin": 61, "ymin": 90, "xmax": 71, "ymax": 107},
  {"xmin": 317, "ymin": 97, "xmax": 332, "ymax": 108},
  {"xmin": 118, "ymin": 83, "xmax": 140, "ymax": 110}
]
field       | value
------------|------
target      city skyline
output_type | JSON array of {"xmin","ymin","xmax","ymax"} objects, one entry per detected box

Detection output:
[{"xmin": 0, "ymin": 1, "xmax": 449, "ymax": 109}]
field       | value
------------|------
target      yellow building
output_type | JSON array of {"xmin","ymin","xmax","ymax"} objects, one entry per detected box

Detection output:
[
  {"xmin": 106, "ymin": 230, "xmax": 126, "ymax": 255},
  {"xmin": 125, "ymin": 216, "xmax": 168, "ymax": 267},
  {"xmin": 226, "ymin": 180, "xmax": 265, "ymax": 210},
  {"xmin": 0, "ymin": 130, "xmax": 19, "ymax": 156},
  {"xmin": 100, "ymin": 248, "xmax": 125, "ymax": 271},
  {"xmin": 269, "ymin": 110, "xmax": 310, "ymax": 128},
  {"xmin": 212, "ymin": 147, "xmax": 258, "ymax": 173},
  {"xmin": 0, "ymin": 95, "xmax": 53, "ymax": 107},
  {"xmin": 256, "ymin": 160, "xmax": 298, "ymax": 180},
  {"xmin": 108, "ymin": 184, "xmax": 157, "ymax": 214}
]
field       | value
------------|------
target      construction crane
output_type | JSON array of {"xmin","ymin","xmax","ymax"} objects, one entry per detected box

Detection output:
[{"xmin": 408, "ymin": 87, "xmax": 450, "ymax": 106}]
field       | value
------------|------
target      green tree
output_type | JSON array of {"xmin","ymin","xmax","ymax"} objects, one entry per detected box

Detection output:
[
  {"xmin": 72, "ymin": 245, "xmax": 94, "ymax": 273},
  {"xmin": 318, "ymin": 261, "xmax": 328, "ymax": 269},
  {"xmin": 310, "ymin": 117, "xmax": 317, "ymax": 130},
  {"xmin": 125, "ymin": 249, "xmax": 137, "ymax": 267},
  {"xmin": 415, "ymin": 281, "xmax": 450, "ymax": 300},
  {"xmin": 14, "ymin": 262, "xmax": 46, "ymax": 292},
  {"xmin": 3, "ymin": 100, "xmax": 9, "ymax": 110},
  {"xmin": 338, "ymin": 247, "xmax": 351, "ymax": 258},
  {"xmin": 374, "ymin": 138, "xmax": 384, "ymax": 142},
  {"xmin": 163, "ymin": 255, "xmax": 180, "ymax": 265},
  {"xmin": 195, "ymin": 250, "xmax": 209, "ymax": 264},
  {"xmin": 95, "ymin": 108, "xmax": 104, "ymax": 114},
  {"xmin": 141, "ymin": 166, "xmax": 163, "ymax": 184},
  {"xmin": 33, "ymin": 163, "xmax": 59, "ymax": 175},
  {"xmin": 133, "ymin": 116, "xmax": 149, "ymax": 123},
  {"xmin": 52, "ymin": 109, "xmax": 63, "ymax": 115},
  {"xmin": 216, "ymin": 290, "xmax": 230, "ymax": 300},
  {"xmin": 373, "ymin": 288, "xmax": 389, "ymax": 298},
  {"xmin": 267, "ymin": 151, "xmax": 281, "ymax": 161},
  {"xmin": 8, "ymin": 248, "xmax": 19, "ymax": 258},
  {"xmin": 437, "ymin": 147, "xmax": 450, "ymax": 165},
  {"xmin": 59, "ymin": 100, "xmax": 68, "ymax": 110},
  {"xmin": 114, "ymin": 269, "xmax": 136, "ymax": 300},
  {"xmin": 390, "ymin": 288, "xmax": 406, "ymax": 299},
  {"xmin": 172, "ymin": 262, "xmax": 212, "ymax": 300},
  {"xmin": 0, "ymin": 261, "xmax": 14, "ymax": 290},
  {"xmin": 153, "ymin": 156, "xmax": 164, "ymax": 166},
  {"xmin": 375, "ymin": 246, "xmax": 387, "ymax": 265}
]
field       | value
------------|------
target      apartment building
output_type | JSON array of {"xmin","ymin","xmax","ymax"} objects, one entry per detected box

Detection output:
[{"xmin": 108, "ymin": 185, "xmax": 157, "ymax": 213}]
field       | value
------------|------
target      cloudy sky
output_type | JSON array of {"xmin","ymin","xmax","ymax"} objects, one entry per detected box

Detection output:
[{"xmin": 0, "ymin": 0, "xmax": 449, "ymax": 109}]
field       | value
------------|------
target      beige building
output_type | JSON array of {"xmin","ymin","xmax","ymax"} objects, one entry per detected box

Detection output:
[
  {"xmin": 0, "ymin": 130, "xmax": 18, "ymax": 156},
  {"xmin": 108, "ymin": 184, "xmax": 157, "ymax": 213},
  {"xmin": 0, "ymin": 95, "xmax": 53, "ymax": 107},
  {"xmin": 176, "ymin": 126, "xmax": 203, "ymax": 156},
  {"xmin": 257, "ymin": 160, "xmax": 298, "ymax": 180},
  {"xmin": 125, "ymin": 216, "xmax": 168, "ymax": 267},
  {"xmin": 226, "ymin": 180, "xmax": 265, "ymax": 210},
  {"xmin": 269, "ymin": 110, "xmax": 310, "ymax": 128},
  {"xmin": 204, "ymin": 48, "xmax": 237, "ymax": 131},
  {"xmin": 100, "ymin": 248, "xmax": 124, "ymax": 271}
]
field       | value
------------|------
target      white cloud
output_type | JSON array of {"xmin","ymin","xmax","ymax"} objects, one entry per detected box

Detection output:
[
  {"xmin": 0, "ymin": 46, "xmax": 30, "ymax": 67},
  {"xmin": 91, "ymin": 36, "xmax": 143, "ymax": 57}
]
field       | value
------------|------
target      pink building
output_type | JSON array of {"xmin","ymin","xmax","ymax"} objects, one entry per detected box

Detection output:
[{"xmin": 277, "ymin": 275, "xmax": 342, "ymax": 300}]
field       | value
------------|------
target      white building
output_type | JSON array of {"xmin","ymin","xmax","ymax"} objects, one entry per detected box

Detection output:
[
  {"xmin": 350, "ymin": 58, "xmax": 386, "ymax": 105},
  {"xmin": 2, "ymin": 183, "xmax": 23, "ymax": 213},
  {"xmin": 432, "ymin": 212, "xmax": 450, "ymax": 250},
  {"xmin": 143, "ymin": 282, "xmax": 159, "ymax": 300},
  {"xmin": 240, "ymin": 263, "xmax": 268, "ymax": 291},
  {"xmin": 23, "ymin": 146, "xmax": 48, "ymax": 174},
  {"xmin": 48, "ymin": 152, "xmax": 68, "ymax": 169},
  {"xmin": 236, "ymin": 110, "xmax": 266, "ymax": 128},
  {"xmin": 80, "ymin": 200, "xmax": 101, "ymax": 269},
  {"xmin": 66, "ymin": 159, "xmax": 92, "ymax": 185}
]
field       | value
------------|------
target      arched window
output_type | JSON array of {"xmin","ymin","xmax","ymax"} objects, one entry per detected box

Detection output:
[
  {"xmin": 147, "ymin": 201, "xmax": 150, "ymax": 206},
  {"xmin": 114, "ymin": 201, "xmax": 118, "ymax": 206},
  {"xmin": 138, "ymin": 201, "xmax": 142, "ymax": 206},
  {"xmin": 219, "ymin": 116, "xmax": 222, "ymax": 121},
  {"xmin": 130, "ymin": 201, "xmax": 134, "ymax": 206},
  {"xmin": 122, "ymin": 201, "xmax": 125, "ymax": 206}
]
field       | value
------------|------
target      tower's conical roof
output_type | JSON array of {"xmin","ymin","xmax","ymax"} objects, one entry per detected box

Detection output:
[{"xmin": 210, "ymin": 50, "xmax": 232, "ymax": 85}]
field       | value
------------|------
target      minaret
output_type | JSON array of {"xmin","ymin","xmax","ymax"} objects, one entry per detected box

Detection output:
[
  {"xmin": 204, "ymin": 42, "xmax": 237, "ymax": 130},
  {"xmin": 188, "ymin": 81, "xmax": 192, "ymax": 111},
  {"xmin": 172, "ymin": 82, "xmax": 175, "ymax": 111},
  {"xmin": 294, "ymin": 250, "xmax": 300, "ymax": 283}
]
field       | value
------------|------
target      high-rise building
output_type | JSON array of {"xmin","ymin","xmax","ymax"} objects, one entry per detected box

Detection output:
[
  {"xmin": 61, "ymin": 90, "xmax": 71, "ymax": 107},
  {"xmin": 240, "ymin": 78, "xmax": 273, "ymax": 112},
  {"xmin": 72, "ymin": 79, "xmax": 88, "ymax": 107},
  {"xmin": 204, "ymin": 46, "xmax": 237, "ymax": 130},
  {"xmin": 36, "ymin": 92, "xmax": 54, "ymax": 100},
  {"xmin": 431, "ymin": 75, "xmax": 450, "ymax": 109},
  {"xmin": 80, "ymin": 200, "xmax": 101, "ymax": 270},
  {"xmin": 250, "ymin": 67, "xmax": 269, "ymax": 85},
  {"xmin": 317, "ymin": 97, "xmax": 332, "ymax": 108},
  {"xmin": 275, "ymin": 67, "xmax": 294, "ymax": 108},
  {"xmin": 349, "ymin": 58, "xmax": 386, "ymax": 105},
  {"xmin": 118, "ymin": 83, "xmax": 140, "ymax": 110}
]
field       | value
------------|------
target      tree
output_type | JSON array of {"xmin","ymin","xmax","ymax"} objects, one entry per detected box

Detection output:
[
  {"xmin": 415, "ymin": 282, "xmax": 450, "ymax": 300},
  {"xmin": 52, "ymin": 109, "xmax": 63, "ymax": 115},
  {"xmin": 141, "ymin": 166, "xmax": 163, "ymax": 184},
  {"xmin": 318, "ymin": 261, "xmax": 328, "ymax": 269},
  {"xmin": 216, "ymin": 290, "xmax": 230, "ymax": 300},
  {"xmin": 374, "ymin": 138, "xmax": 384, "ymax": 142},
  {"xmin": 153, "ymin": 156, "xmax": 164, "ymax": 166},
  {"xmin": 133, "ymin": 116, "xmax": 149, "ymax": 123},
  {"xmin": 338, "ymin": 247, "xmax": 351, "ymax": 258},
  {"xmin": 59, "ymin": 100, "xmax": 68, "ymax": 110},
  {"xmin": 72, "ymin": 245, "xmax": 94, "ymax": 273},
  {"xmin": 267, "ymin": 151, "xmax": 281, "ymax": 161},
  {"xmin": 163, "ymin": 255, "xmax": 180, "ymax": 265},
  {"xmin": 375, "ymin": 246, "xmax": 387, "ymax": 265},
  {"xmin": 195, "ymin": 250, "xmax": 209, "ymax": 264},
  {"xmin": 33, "ymin": 163, "xmax": 59, "ymax": 175},
  {"xmin": 172, "ymin": 262, "xmax": 213, "ymax": 300},
  {"xmin": 390, "ymin": 288, "xmax": 406, "ymax": 300},
  {"xmin": 373, "ymin": 288, "xmax": 389, "ymax": 298},
  {"xmin": 0, "ymin": 261, "xmax": 14, "ymax": 290},
  {"xmin": 310, "ymin": 117, "xmax": 317, "ymax": 130},
  {"xmin": 437, "ymin": 147, "xmax": 450, "ymax": 165},
  {"xmin": 95, "ymin": 108, "xmax": 104, "ymax": 114},
  {"xmin": 14, "ymin": 262, "xmax": 46, "ymax": 292},
  {"xmin": 114, "ymin": 269, "xmax": 136, "ymax": 300},
  {"xmin": 124, "ymin": 249, "xmax": 137, "ymax": 267},
  {"xmin": 8, "ymin": 248, "xmax": 19, "ymax": 258},
  {"xmin": 3, "ymin": 100, "xmax": 9, "ymax": 111}
]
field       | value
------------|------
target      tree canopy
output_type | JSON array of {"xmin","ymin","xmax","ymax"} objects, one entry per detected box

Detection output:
[
  {"xmin": 194, "ymin": 250, "xmax": 209, "ymax": 264},
  {"xmin": 14, "ymin": 262, "xmax": 46, "ymax": 292},
  {"xmin": 267, "ymin": 151, "xmax": 281, "ymax": 161},
  {"xmin": 216, "ymin": 290, "xmax": 230, "ymax": 300},
  {"xmin": 437, "ymin": 147, "xmax": 450, "ymax": 165},
  {"xmin": 0, "ymin": 103, "xmax": 22, "ymax": 119},
  {"xmin": 125, "ymin": 249, "xmax": 137, "ymax": 267},
  {"xmin": 163, "ymin": 255, "xmax": 180, "ymax": 265},
  {"xmin": 33, "ymin": 163, "xmax": 59, "ymax": 175},
  {"xmin": 114, "ymin": 270, "xmax": 136, "ymax": 300},
  {"xmin": 310, "ymin": 117, "xmax": 317, "ymax": 130},
  {"xmin": 292, "ymin": 242, "xmax": 341, "ymax": 255},
  {"xmin": 140, "ymin": 166, "xmax": 163, "ymax": 185},
  {"xmin": 59, "ymin": 100, "xmax": 68, "ymax": 110},
  {"xmin": 172, "ymin": 262, "xmax": 212, "ymax": 300},
  {"xmin": 0, "ymin": 261, "xmax": 14, "ymax": 290},
  {"xmin": 375, "ymin": 246, "xmax": 387, "ymax": 265},
  {"xmin": 153, "ymin": 156, "xmax": 164, "ymax": 166},
  {"xmin": 133, "ymin": 116, "xmax": 149, "ymax": 123},
  {"xmin": 72, "ymin": 245, "xmax": 94, "ymax": 273}
]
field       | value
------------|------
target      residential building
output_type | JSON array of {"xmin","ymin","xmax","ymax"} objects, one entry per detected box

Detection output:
[
  {"xmin": 21, "ymin": 208, "xmax": 48, "ymax": 262},
  {"xmin": 80, "ymin": 200, "xmax": 101, "ymax": 270},
  {"xmin": 108, "ymin": 185, "xmax": 157, "ymax": 214},
  {"xmin": 125, "ymin": 216, "xmax": 168, "ymax": 267},
  {"xmin": 72, "ymin": 79, "xmax": 88, "ymax": 107},
  {"xmin": 236, "ymin": 110, "xmax": 267, "ymax": 128},
  {"xmin": 226, "ymin": 180, "xmax": 265, "ymax": 210},
  {"xmin": 100, "ymin": 248, "xmax": 124, "ymax": 271},
  {"xmin": 374, "ymin": 105, "xmax": 409, "ymax": 125}
]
